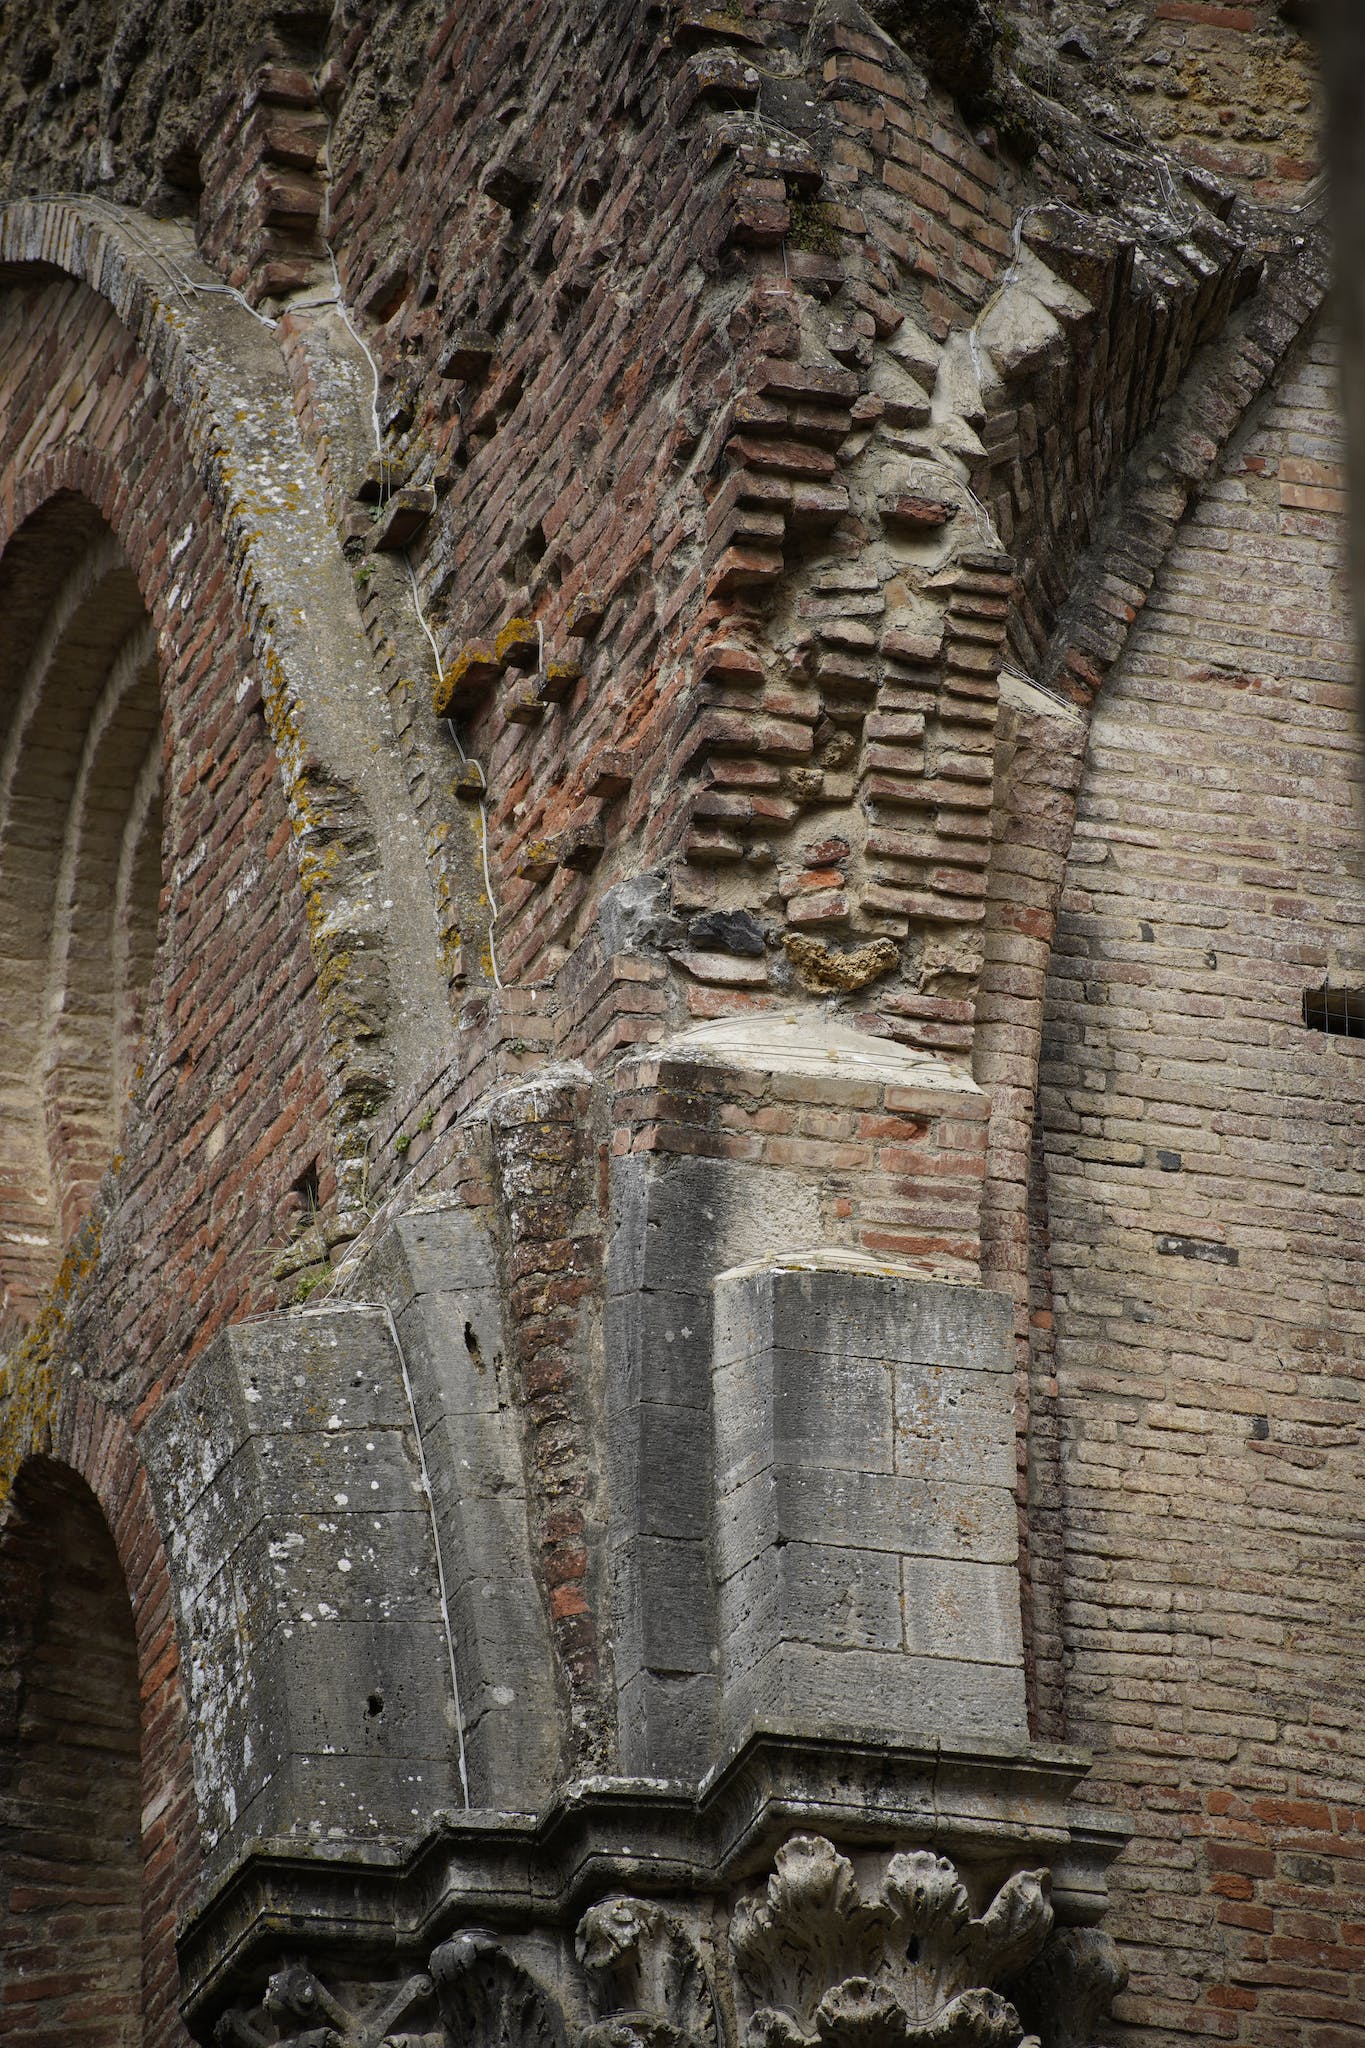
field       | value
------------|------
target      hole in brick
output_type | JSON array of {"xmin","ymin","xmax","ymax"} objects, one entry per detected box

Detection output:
[
  {"xmin": 1303, "ymin": 985, "xmax": 1365, "ymax": 1037},
  {"xmin": 294, "ymin": 1161, "xmax": 322, "ymax": 1212},
  {"xmin": 159, "ymin": 137, "xmax": 203, "ymax": 198},
  {"xmin": 269, "ymin": 4, "xmax": 331, "ymax": 58},
  {"xmin": 365, "ymin": 269, "xmax": 411, "ymax": 323}
]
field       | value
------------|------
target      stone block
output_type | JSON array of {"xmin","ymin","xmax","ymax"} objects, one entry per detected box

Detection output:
[
  {"xmin": 348, "ymin": 1208, "xmax": 560, "ymax": 1811},
  {"xmin": 893, "ymin": 1364, "xmax": 1015, "ymax": 1490},
  {"xmin": 727, "ymin": 1642, "xmax": 1029, "ymax": 1749},
  {"xmin": 778, "ymin": 1540, "xmax": 904, "ymax": 1652},
  {"xmin": 608, "ymin": 1287, "xmax": 715, "ymax": 1409},
  {"xmin": 770, "ymin": 1345, "xmax": 895, "ymax": 1472},
  {"xmin": 763, "ymin": 1267, "xmax": 1013, "ymax": 1371},
  {"xmin": 772, "ymin": 1465, "xmax": 1018, "ymax": 1565},
  {"xmin": 711, "ymin": 1263, "xmax": 1024, "ymax": 1755},
  {"xmin": 142, "ymin": 1307, "xmax": 467, "ymax": 1866},
  {"xmin": 616, "ymin": 1670, "xmax": 717, "ymax": 1780},
  {"xmin": 632, "ymin": 1535, "xmax": 714, "ymax": 1675},
  {"xmin": 901, "ymin": 1557, "xmax": 1026, "ymax": 1667},
  {"xmin": 636, "ymin": 1402, "xmax": 711, "ymax": 1540}
]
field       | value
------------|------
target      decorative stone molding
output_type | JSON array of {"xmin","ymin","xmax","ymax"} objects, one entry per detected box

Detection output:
[
  {"xmin": 214, "ymin": 1963, "xmax": 435, "ymax": 2047},
  {"xmin": 576, "ymin": 1896, "xmax": 720, "ymax": 2048},
  {"xmin": 204, "ymin": 1833, "xmax": 1123, "ymax": 2048},
  {"xmin": 430, "ymin": 1931, "xmax": 565, "ymax": 2048},
  {"xmin": 731, "ymin": 1837, "xmax": 1052, "ymax": 2048}
]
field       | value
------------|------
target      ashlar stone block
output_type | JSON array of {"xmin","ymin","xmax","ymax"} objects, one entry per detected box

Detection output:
[{"xmin": 713, "ymin": 1259, "xmax": 1027, "ymax": 1749}]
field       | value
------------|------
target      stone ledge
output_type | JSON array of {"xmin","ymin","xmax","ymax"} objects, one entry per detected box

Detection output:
[{"xmin": 175, "ymin": 1724, "xmax": 1127, "ymax": 2032}]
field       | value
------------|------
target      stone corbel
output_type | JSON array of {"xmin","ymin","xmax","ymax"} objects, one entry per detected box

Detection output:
[{"xmin": 206, "ymin": 1834, "xmax": 1124, "ymax": 2048}]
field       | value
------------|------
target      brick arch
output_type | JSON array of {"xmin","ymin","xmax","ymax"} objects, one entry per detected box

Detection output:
[
  {"xmin": 0, "ymin": 489, "xmax": 164, "ymax": 1331},
  {"xmin": 0, "ymin": 197, "xmax": 465, "ymax": 1212},
  {"xmin": 0, "ymin": 288, "xmax": 340, "ymax": 1385},
  {"xmin": 0, "ymin": 1387, "xmax": 197, "ymax": 2048}
]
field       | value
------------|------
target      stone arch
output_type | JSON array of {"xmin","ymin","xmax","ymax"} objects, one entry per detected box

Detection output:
[{"xmin": 0, "ymin": 493, "xmax": 164, "ymax": 1334}]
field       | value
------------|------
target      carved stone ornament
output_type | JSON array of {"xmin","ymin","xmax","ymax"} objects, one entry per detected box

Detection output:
[
  {"xmin": 576, "ymin": 1894, "xmax": 721, "ymax": 2048},
  {"xmin": 208, "ymin": 1852, "xmax": 1120, "ymax": 2048},
  {"xmin": 430, "ymin": 1929, "xmax": 567, "ymax": 2048},
  {"xmin": 213, "ymin": 1963, "xmax": 437, "ymax": 2048},
  {"xmin": 730, "ymin": 1835, "xmax": 1054, "ymax": 2048},
  {"xmin": 1011, "ymin": 1930, "xmax": 1128, "ymax": 2048}
]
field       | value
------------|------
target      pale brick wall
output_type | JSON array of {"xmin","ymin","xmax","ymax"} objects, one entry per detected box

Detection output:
[{"xmin": 1039, "ymin": 323, "xmax": 1365, "ymax": 2040}]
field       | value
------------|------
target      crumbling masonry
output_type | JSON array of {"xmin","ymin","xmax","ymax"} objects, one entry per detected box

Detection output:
[{"xmin": 0, "ymin": 2, "xmax": 1361, "ymax": 2044}]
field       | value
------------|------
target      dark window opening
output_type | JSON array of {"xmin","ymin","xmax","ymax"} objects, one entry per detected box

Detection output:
[{"xmin": 1303, "ymin": 986, "xmax": 1365, "ymax": 1038}]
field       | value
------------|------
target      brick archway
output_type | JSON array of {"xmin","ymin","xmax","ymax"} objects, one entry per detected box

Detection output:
[
  {"xmin": 0, "ymin": 1389, "xmax": 197, "ymax": 2048},
  {"xmin": 0, "ymin": 491, "xmax": 164, "ymax": 1337}
]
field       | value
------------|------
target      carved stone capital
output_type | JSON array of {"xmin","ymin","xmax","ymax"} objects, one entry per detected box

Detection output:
[
  {"xmin": 576, "ymin": 1895, "xmax": 719, "ymax": 2048},
  {"xmin": 430, "ymin": 1930, "xmax": 566, "ymax": 2048},
  {"xmin": 1011, "ymin": 1929, "xmax": 1128, "ymax": 2048},
  {"xmin": 731, "ymin": 1836, "xmax": 1054, "ymax": 2048},
  {"xmin": 205, "ymin": 1838, "xmax": 1123, "ymax": 2048}
]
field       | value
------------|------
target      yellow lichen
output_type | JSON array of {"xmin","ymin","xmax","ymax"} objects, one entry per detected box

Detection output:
[
  {"xmin": 783, "ymin": 933, "xmax": 899, "ymax": 994},
  {"xmin": 0, "ymin": 1214, "xmax": 103, "ymax": 1515}
]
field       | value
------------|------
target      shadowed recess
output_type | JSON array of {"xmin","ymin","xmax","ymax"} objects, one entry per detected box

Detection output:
[{"xmin": 0, "ymin": 1458, "xmax": 144, "ymax": 2046}]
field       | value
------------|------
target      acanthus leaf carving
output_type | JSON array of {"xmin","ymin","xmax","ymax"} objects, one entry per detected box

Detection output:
[
  {"xmin": 576, "ymin": 1895, "xmax": 720, "ymax": 2048},
  {"xmin": 430, "ymin": 1928, "xmax": 568, "ymax": 2048},
  {"xmin": 810, "ymin": 1976, "xmax": 908, "ymax": 2048},
  {"xmin": 1008, "ymin": 1929, "xmax": 1128, "ymax": 2048},
  {"xmin": 731, "ymin": 1837, "xmax": 1054, "ymax": 2048},
  {"xmin": 960, "ymin": 1870, "xmax": 1054, "ymax": 1987},
  {"xmin": 206, "ymin": 1850, "xmax": 1115, "ymax": 2048},
  {"xmin": 733, "ymin": 1834, "xmax": 884, "ymax": 2039}
]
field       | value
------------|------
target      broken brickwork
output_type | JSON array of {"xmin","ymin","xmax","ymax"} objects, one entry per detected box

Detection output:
[{"xmin": 0, "ymin": 3, "xmax": 1359, "ymax": 2045}]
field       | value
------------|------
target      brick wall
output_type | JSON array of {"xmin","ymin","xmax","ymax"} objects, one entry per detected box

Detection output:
[
  {"xmin": 1038, "ymin": 324, "xmax": 1365, "ymax": 2041},
  {"xmin": 0, "ymin": 1, "xmax": 1355, "ymax": 2036}
]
